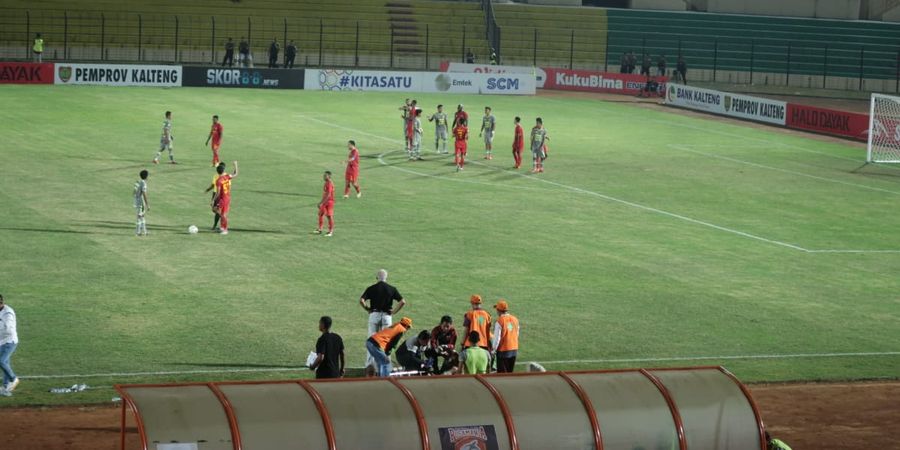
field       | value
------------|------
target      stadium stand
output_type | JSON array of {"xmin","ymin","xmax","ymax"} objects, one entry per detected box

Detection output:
[
  {"xmin": 493, "ymin": 3, "xmax": 608, "ymax": 70},
  {"xmin": 0, "ymin": 0, "xmax": 489, "ymax": 68}
]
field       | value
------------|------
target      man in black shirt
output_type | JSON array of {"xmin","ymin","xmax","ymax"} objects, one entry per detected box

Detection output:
[
  {"xmin": 268, "ymin": 38, "xmax": 280, "ymax": 68},
  {"xmin": 397, "ymin": 330, "xmax": 430, "ymax": 371},
  {"xmin": 359, "ymin": 269, "xmax": 405, "ymax": 374},
  {"xmin": 222, "ymin": 38, "xmax": 235, "ymax": 67},
  {"xmin": 310, "ymin": 316, "xmax": 344, "ymax": 379},
  {"xmin": 284, "ymin": 40, "xmax": 297, "ymax": 68}
]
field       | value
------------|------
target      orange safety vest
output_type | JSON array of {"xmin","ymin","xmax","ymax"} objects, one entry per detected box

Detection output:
[
  {"xmin": 464, "ymin": 309, "xmax": 492, "ymax": 348},
  {"xmin": 370, "ymin": 323, "xmax": 406, "ymax": 350},
  {"xmin": 496, "ymin": 314, "xmax": 519, "ymax": 352}
]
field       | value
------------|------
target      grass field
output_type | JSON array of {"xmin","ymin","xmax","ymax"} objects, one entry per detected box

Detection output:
[{"xmin": 0, "ymin": 85, "xmax": 898, "ymax": 407}]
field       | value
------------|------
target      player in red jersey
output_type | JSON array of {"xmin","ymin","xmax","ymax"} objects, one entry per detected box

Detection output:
[
  {"xmin": 343, "ymin": 140, "xmax": 362, "ymax": 199},
  {"xmin": 512, "ymin": 116, "xmax": 524, "ymax": 169},
  {"xmin": 316, "ymin": 171, "xmax": 335, "ymax": 237},
  {"xmin": 212, "ymin": 161, "xmax": 239, "ymax": 235},
  {"xmin": 452, "ymin": 118, "xmax": 469, "ymax": 172},
  {"xmin": 452, "ymin": 104, "xmax": 468, "ymax": 129},
  {"xmin": 205, "ymin": 115, "xmax": 224, "ymax": 167}
]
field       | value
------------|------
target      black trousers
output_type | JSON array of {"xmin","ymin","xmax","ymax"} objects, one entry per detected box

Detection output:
[
  {"xmin": 222, "ymin": 50, "xmax": 234, "ymax": 66},
  {"xmin": 496, "ymin": 356, "xmax": 516, "ymax": 373},
  {"xmin": 285, "ymin": 55, "xmax": 295, "ymax": 68}
]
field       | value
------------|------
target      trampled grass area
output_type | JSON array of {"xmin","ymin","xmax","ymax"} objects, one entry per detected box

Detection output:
[{"xmin": 0, "ymin": 85, "xmax": 898, "ymax": 406}]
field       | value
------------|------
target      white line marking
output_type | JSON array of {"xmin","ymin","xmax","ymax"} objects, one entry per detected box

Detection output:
[
  {"xmin": 21, "ymin": 352, "xmax": 900, "ymax": 379},
  {"xmin": 669, "ymin": 143, "xmax": 900, "ymax": 196},
  {"xmin": 303, "ymin": 115, "xmax": 900, "ymax": 253},
  {"xmin": 526, "ymin": 351, "xmax": 900, "ymax": 366}
]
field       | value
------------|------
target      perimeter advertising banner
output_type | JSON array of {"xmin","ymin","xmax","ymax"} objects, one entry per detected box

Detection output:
[
  {"xmin": 181, "ymin": 66, "xmax": 304, "ymax": 89},
  {"xmin": 665, "ymin": 83, "xmax": 787, "ymax": 126},
  {"xmin": 785, "ymin": 103, "xmax": 868, "ymax": 141},
  {"xmin": 541, "ymin": 68, "xmax": 667, "ymax": 96},
  {"xmin": 0, "ymin": 62, "xmax": 53, "ymax": 84},
  {"xmin": 54, "ymin": 63, "xmax": 181, "ymax": 86},
  {"xmin": 304, "ymin": 69, "xmax": 535, "ymax": 95},
  {"xmin": 440, "ymin": 61, "xmax": 546, "ymax": 88}
]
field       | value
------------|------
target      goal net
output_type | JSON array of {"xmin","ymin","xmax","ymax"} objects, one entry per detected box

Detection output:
[{"xmin": 866, "ymin": 93, "xmax": 900, "ymax": 163}]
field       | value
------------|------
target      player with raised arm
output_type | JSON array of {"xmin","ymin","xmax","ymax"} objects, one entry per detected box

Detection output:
[
  {"xmin": 133, "ymin": 170, "xmax": 150, "ymax": 236},
  {"xmin": 512, "ymin": 117, "xmax": 524, "ymax": 169},
  {"xmin": 479, "ymin": 106, "xmax": 496, "ymax": 160},
  {"xmin": 316, "ymin": 171, "xmax": 335, "ymax": 237},
  {"xmin": 343, "ymin": 140, "xmax": 361, "ymax": 199},
  {"xmin": 428, "ymin": 104, "xmax": 449, "ymax": 154},
  {"xmin": 530, "ymin": 117, "xmax": 549, "ymax": 173},
  {"xmin": 205, "ymin": 115, "xmax": 224, "ymax": 167},
  {"xmin": 212, "ymin": 161, "xmax": 239, "ymax": 235},
  {"xmin": 205, "ymin": 162, "xmax": 227, "ymax": 231},
  {"xmin": 453, "ymin": 118, "xmax": 469, "ymax": 172},
  {"xmin": 153, "ymin": 111, "xmax": 176, "ymax": 164}
]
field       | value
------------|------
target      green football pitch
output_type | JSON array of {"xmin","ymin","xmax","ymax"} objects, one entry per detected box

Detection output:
[{"xmin": 0, "ymin": 85, "xmax": 898, "ymax": 406}]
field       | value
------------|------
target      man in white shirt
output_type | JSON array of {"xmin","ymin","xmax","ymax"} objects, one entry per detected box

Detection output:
[{"xmin": 0, "ymin": 294, "xmax": 19, "ymax": 397}]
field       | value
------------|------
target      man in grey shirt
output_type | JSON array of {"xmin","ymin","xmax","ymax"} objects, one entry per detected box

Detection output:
[
  {"xmin": 530, "ymin": 117, "xmax": 549, "ymax": 173},
  {"xmin": 428, "ymin": 104, "xmax": 449, "ymax": 154},
  {"xmin": 134, "ymin": 169, "xmax": 150, "ymax": 236},
  {"xmin": 480, "ymin": 106, "xmax": 496, "ymax": 160}
]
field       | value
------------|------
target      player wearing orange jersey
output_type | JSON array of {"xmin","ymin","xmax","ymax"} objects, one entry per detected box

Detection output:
[
  {"xmin": 491, "ymin": 300, "xmax": 520, "ymax": 373},
  {"xmin": 212, "ymin": 161, "xmax": 239, "ymax": 235},
  {"xmin": 452, "ymin": 119, "xmax": 469, "ymax": 172},
  {"xmin": 343, "ymin": 140, "xmax": 361, "ymax": 199},
  {"xmin": 463, "ymin": 295, "xmax": 492, "ymax": 351},
  {"xmin": 205, "ymin": 162, "xmax": 227, "ymax": 231},
  {"xmin": 366, "ymin": 317, "xmax": 412, "ymax": 377},
  {"xmin": 205, "ymin": 115, "xmax": 224, "ymax": 167},
  {"xmin": 512, "ymin": 117, "xmax": 525, "ymax": 169},
  {"xmin": 316, "ymin": 171, "xmax": 335, "ymax": 237}
]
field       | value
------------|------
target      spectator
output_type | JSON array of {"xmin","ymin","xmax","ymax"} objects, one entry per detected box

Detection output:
[
  {"xmin": 426, "ymin": 315, "xmax": 458, "ymax": 374},
  {"xmin": 676, "ymin": 55, "xmax": 687, "ymax": 84},
  {"xmin": 619, "ymin": 52, "xmax": 627, "ymax": 73},
  {"xmin": 396, "ymin": 330, "xmax": 430, "ymax": 371},
  {"xmin": 460, "ymin": 331, "xmax": 489, "ymax": 375},
  {"xmin": 268, "ymin": 38, "xmax": 280, "ymax": 68},
  {"xmin": 766, "ymin": 432, "xmax": 792, "ymax": 450},
  {"xmin": 463, "ymin": 295, "xmax": 492, "ymax": 351},
  {"xmin": 466, "ymin": 48, "xmax": 475, "ymax": 64},
  {"xmin": 626, "ymin": 52, "xmax": 636, "ymax": 73},
  {"xmin": 657, "ymin": 54, "xmax": 667, "ymax": 76},
  {"xmin": 284, "ymin": 40, "xmax": 297, "ymax": 68},
  {"xmin": 222, "ymin": 37, "xmax": 234, "ymax": 67},
  {"xmin": 638, "ymin": 75, "xmax": 661, "ymax": 98},
  {"xmin": 0, "ymin": 294, "xmax": 19, "ymax": 397},
  {"xmin": 366, "ymin": 317, "xmax": 412, "ymax": 377},
  {"xmin": 238, "ymin": 37, "xmax": 252, "ymax": 68},
  {"xmin": 640, "ymin": 54, "xmax": 651, "ymax": 76},
  {"xmin": 309, "ymin": 316, "xmax": 344, "ymax": 379},
  {"xmin": 489, "ymin": 48, "xmax": 498, "ymax": 65},
  {"xmin": 32, "ymin": 33, "xmax": 44, "ymax": 63},
  {"xmin": 491, "ymin": 300, "xmax": 519, "ymax": 373}
]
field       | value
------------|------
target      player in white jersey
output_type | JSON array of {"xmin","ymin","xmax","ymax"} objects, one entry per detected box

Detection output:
[
  {"xmin": 133, "ymin": 170, "xmax": 150, "ymax": 236},
  {"xmin": 479, "ymin": 107, "xmax": 496, "ymax": 160},
  {"xmin": 410, "ymin": 116, "xmax": 424, "ymax": 160},
  {"xmin": 428, "ymin": 104, "xmax": 449, "ymax": 154},
  {"xmin": 153, "ymin": 111, "xmax": 176, "ymax": 164}
]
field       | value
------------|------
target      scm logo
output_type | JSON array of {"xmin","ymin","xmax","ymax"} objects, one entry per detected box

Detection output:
[{"xmin": 486, "ymin": 77, "xmax": 519, "ymax": 90}]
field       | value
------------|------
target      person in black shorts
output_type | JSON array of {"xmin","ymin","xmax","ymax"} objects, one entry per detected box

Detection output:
[{"xmin": 309, "ymin": 316, "xmax": 344, "ymax": 379}]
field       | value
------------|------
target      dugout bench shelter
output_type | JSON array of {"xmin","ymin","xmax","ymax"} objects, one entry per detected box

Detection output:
[{"xmin": 115, "ymin": 365, "xmax": 766, "ymax": 450}]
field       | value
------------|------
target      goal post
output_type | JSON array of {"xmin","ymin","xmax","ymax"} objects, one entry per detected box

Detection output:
[{"xmin": 866, "ymin": 93, "xmax": 900, "ymax": 163}]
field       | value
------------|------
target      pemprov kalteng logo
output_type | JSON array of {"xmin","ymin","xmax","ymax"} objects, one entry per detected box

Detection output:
[
  {"xmin": 435, "ymin": 74, "xmax": 452, "ymax": 92},
  {"xmin": 58, "ymin": 66, "xmax": 72, "ymax": 83},
  {"xmin": 667, "ymin": 85, "xmax": 676, "ymax": 102},
  {"xmin": 724, "ymin": 95, "xmax": 732, "ymax": 112}
]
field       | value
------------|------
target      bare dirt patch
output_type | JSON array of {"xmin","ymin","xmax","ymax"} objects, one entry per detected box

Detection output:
[{"xmin": 0, "ymin": 381, "xmax": 897, "ymax": 449}]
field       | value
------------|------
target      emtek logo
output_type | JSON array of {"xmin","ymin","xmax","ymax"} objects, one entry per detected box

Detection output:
[
  {"xmin": 486, "ymin": 78, "xmax": 519, "ymax": 90},
  {"xmin": 206, "ymin": 69, "xmax": 261, "ymax": 86}
]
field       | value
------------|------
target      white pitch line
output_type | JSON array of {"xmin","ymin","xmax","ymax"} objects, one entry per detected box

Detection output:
[
  {"xmin": 21, "ymin": 351, "xmax": 900, "ymax": 379},
  {"xmin": 528, "ymin": 351, "xmax": 900, "ymax": 366},
  {"xmin": 669, "ymin": 143, "xmax": 900, "ymax": 196}
]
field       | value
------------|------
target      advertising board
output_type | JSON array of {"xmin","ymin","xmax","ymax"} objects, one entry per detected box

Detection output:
[
  {"xmin": 785, "ymin": 103, "xmax": 868, "ymax": 141},
  {"xmin": 54, "ymin": 63, "xmax": 181, "ymax": 86},
  {"xmin": 0, "ymin": 62, "xmax": 53, "ymax": 84},
  {"xmin": 541, "ymin": 68, "xmax": 667, "ymax": 96},
  {"xmin": 665, "ymin": 84, "xmax": 786, "ymax": 126},
  {"xmin": 181, "ymin": 66, "xmax": 304, "ymax": 89},
  {"xmin": 305, "ymin": 70, "xmax": 535, "ymax": 95}
]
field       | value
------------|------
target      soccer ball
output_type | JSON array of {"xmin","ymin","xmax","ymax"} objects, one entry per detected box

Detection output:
[{"xmin": 188, "ymin": 225, "xmax": 199, "ymax": 234}]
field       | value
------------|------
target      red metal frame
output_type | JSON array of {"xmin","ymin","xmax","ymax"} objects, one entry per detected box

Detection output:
[
  {"xmin": 296, "ymin": 380, "xmax": 338, "ymax": 450},
  {"xmin": 718, "ymin": 367, "xmax": 767, "ymax": 450},
  {"xmin": 114, "ymin": 386, "xmax": 149, "ymax": 450},
  {"xmin": 639, "ymin": 369, "xmax": 688, "ymax": 450},
  {"xmin": 389, "ymin": 378, "xmax": 431, "ymax": 450},
  {"xmin": 207, "ymin": 383, "xmax": 243, "ymax": 450},
  {"xmin": 475, "ymin": 374, "xmax": 520, "ymax": 450},
  {"xmin": 558, "ymin": 372, "xmax": 604, "ymax": 450}
]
